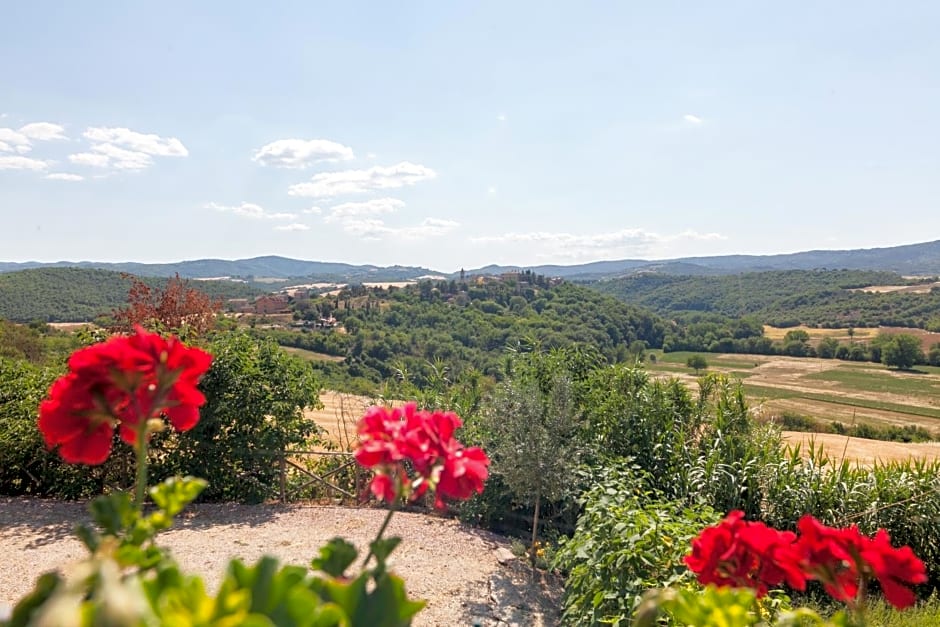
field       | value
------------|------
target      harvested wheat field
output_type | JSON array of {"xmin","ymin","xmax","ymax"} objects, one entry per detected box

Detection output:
[
  {"xmin": 305, "ymin": 391, "xmax": 401, "ymax": 448},
  {"xmin": 782, "ymin": 431, "xmax": 940, "ymax": 466},
  {"xmin": 0, "ymin": 500, "xmax": 561, "ymax": 626}
]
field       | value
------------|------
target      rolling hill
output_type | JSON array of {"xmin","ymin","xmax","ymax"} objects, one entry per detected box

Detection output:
[
  {"xmin": 0, "ymin": 268, "xmax": 263, "ymax": 322},
  {"xmin": 4, "ymin": 239, "xmax": 940, "ymax": 283}
]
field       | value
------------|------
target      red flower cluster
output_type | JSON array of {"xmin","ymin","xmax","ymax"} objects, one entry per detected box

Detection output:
[
  {"xmin": 684, "ymin": 510, "xmax": 804, "ymax": 597},
  {"xmin": 686, "ymin": 510, "xmax": 927, "ymax": 609},
  {"xmin": 38, "ymin": 327, "xmax": 213, "ymax": 465},
  {"xmin": 353, "ymin": 403, "xmax": 490, "ymax": 509},
  {"xmin": 793, "ymin": 516, "xmax": 927, "ymax": 609}
]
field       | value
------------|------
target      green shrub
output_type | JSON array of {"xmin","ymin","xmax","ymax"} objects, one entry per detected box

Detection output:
[
  {"xmin": 151, "ymin": 332, "xmax": 324, "ymax": 503},
  {"xmin": 0, "ymin": 357, "xmax": 107, "ymax": 498},
  {"xmin": 554, "ymin": 467, "xmax": 719, "ymax": 625},
  {"xmin": 1, "ymin": 331, "xmax": 325, "ymax": 503}
]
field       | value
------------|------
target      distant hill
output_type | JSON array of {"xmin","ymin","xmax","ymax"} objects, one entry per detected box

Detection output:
[
  {"xmin": 0, "ymin": 268, "xmax": 262, "ymax": 322},
  {"xmin": 465, "ymin": 240, "xmax": 940, "ymax": 278},
  {"xmin": 0, "ymin": 256, "xmax": 436, "ymax": 282},
  {"xmin": 5, "ymin": 239, "xmax": 940, "ymax": 282},
  {"xmin": 592, "ymin": 269, "xmax": 940, "ymax": 328}
]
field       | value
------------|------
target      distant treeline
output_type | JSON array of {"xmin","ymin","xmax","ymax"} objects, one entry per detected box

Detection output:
[
  {"xmin": 0, "ymin": 267, "xmax": 262, "ymax": 322},
  {"xmin": 593, "ymin": 269, "xmax": 940, "ymax": 329},
  {"xmin": 257, "ymin": 274, "xmax": 667, "ymax": 389}
]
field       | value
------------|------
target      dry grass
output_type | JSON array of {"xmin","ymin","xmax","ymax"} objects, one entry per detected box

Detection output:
[
  {"xmin": 762, "ymin": 325, "xmax": 879, "ymax": 343},
  {"xmin": 280, "ymin": 346, "xmax": 345, "ymax": 363},
  {"xmin": 763, "ymin": 325, "xmax": 940, "ymax": 350},
  {"xmin": 879, "ymin": 326, "xmax": 940, "ymax": 350},
  {"xmin": 781, "ymin": 431, "xmax": 940, "ymax": 465},
  {"xmin": 304, "ymin": 392, "xmax": 407, "ymax": 449},
  {"xmin": 850, "ymin": 282, "xmax": 940, "ymax": 294}
]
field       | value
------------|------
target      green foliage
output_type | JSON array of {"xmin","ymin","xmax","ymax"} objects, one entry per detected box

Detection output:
[
  {"xmin": 634, "ymin": 586, "xmax": 764, "ymax": 627},
  {"xmin": 595, "ymin": 269, "xmax": 937, "ymax": 329},
  {"xmin": 879, "ymin": 333, "xmax": 925, "ymax": 370},
  {"xmin": 0, "ymin": 357, "xmax": 103, "ymax": 498},
  {"xmin": 151, "ymin": 331, "xmax": 324, "ymax": 503},
  {"xmin": 583, "ymin": 366, "xmax": 701, "ymax": 492},
  {"xmin": 0, "ymin": 267, "xmax": 260, "ymax": 322},
  {"xmin": 0, "ymin": 320, "xmax": 81, "ymax": 364},
  {"xmin": 761, "ymin": 447, "xmax": 940, "ymax": 587},
  {"xmin": 262, "ymin": 278, "xmax": 667, "ymax": 391},
  {"xmin": 687, "ymin": 354, "xmax": 709, "ymax": 371},
  {"xmin": 773, "ymin": 411, "xmax": 938, "ymax": 443},
  {"xmin": 479, "ymin": 350, "xmax": 586, "ymax": 550},
  {"xmin": 0, "ymin": 331, "xmax": 323, "ymax": 502},
  {"xmin": 553, "ymin": 467, "xmax": 720, "ymax": 626},
  {"xmin": 687, "ymin": 377, "xmax": 783, "ymax": 518}
]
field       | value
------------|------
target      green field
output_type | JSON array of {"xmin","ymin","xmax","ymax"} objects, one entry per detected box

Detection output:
[{"xmin": 646, "ymin": 350, "xmax": 940, "ymax": 433}]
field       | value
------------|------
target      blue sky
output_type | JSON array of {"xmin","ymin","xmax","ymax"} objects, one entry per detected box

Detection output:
[{"xmin": 2, "ymin": 2, "xmax": 939, "ymax": 272}]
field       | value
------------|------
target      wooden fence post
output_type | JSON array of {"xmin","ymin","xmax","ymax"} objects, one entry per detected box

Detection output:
[{"xmin": 279, "ymin": 453, "xmax": 287, "ymax": 503}]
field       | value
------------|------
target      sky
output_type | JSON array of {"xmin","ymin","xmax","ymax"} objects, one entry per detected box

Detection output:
[{"xmin": 2, "ymin": 2, "xmax": 940, "ymax": 272}]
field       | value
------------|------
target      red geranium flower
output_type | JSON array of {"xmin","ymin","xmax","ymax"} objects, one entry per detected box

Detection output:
[
  {"xmin": 685, "ymin": 510, "xmax": 804, "ymax": 597},
  {"xmin": 793, "ymin": 516, "xmax": 865, "ymax": 603},
  {"xmin": 38, "ymin": 327, "xmax": 212, "ymax": 465},
  {"xmin": 354, "ymin": 403, "xmax": 489, "ymax": 508},
  {"xmin": 857, "ymin": 528, "xmax": 927, "ymax": 609},
  {"xmin": 435, "ymin": 445, "xmax": 490, "ymax": 508}
]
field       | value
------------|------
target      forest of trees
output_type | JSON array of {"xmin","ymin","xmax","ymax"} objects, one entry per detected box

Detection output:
[
  {"xmin": 0, "ymin": 267, "xmax": 261, "ymax": 322},
  {"xmin": 261, "ymin": 275, "xmax": 666, "ymax": 389},
  {"xmin": 593, "ymin": 269, "xmax": 940, "ymax": 329}
]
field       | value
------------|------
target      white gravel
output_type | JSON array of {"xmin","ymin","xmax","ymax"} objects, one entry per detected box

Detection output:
[{"xmin": 0, "ymin": 498, "xmax": 561, "ymax": 626}]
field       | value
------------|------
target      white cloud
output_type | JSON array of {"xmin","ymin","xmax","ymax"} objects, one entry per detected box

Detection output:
[
  {"xmin": 91, "ymin": 143, "xmax": 153, "ymax": 170},
  {"xmin": 45, "ymin": 172, "xmax": 84, "ymax": 181},
  {"xmin": 0, "ymin": 122, "xmax": 66, "ymax": 155},
  {"xmin": 472, "ymin": 228, "xmax": 725, "ymax": 259},
  {"xmin": 83, "ymin": 127, "xmax": 188, "ymax": 157},
  {"xmin": 302, "ymin": 206, "xmax": 322, "ymax": 215},
  {"xmin": 0, "ymin": 155, "xmax": 50, "ymax": 170},
  {"xmin": 487, "ymin": 186, "xmax": 497, "ymax": 194},
  {"xmin": 274, "ymin": 223, "xmax": 311, "ymax": 232},
  {"xmin": 325, "ymin": 198, "xmax": 405, "ymax": 223},
  {"xmin": 69, "ymin": 152, "xmax": 111, "ymax": 168},
  {"xmin": 19, "ymin": 122, "xmax": 67, "ymax": 141},
  {"xmin": 683, "ymin": 114, "xmax": 703, "ymax": 124},
  {"xmin": 0, "ymin": 128, "xmax": 31, "ymax": 152},
  {"xmin": 497, "ymin": 113, "xmax": 507, "ymax": 122},
  {"xmin": 288, "ymin": 162, "xmax": 437, "ymax": 198},
  {"xmin": 205, "ymin": 202, "xmax": 297, "ymax": 220},
  {"xmin": 338, "ymin": 216, "xmax": 459, "ymax": 240},
  {"xmin": 64, "ymin": 127, "xmax": 187, "ymax": 173},
  {"xmin": 252, "ymin": 138, "xmax": 354, "ymax": 168}
]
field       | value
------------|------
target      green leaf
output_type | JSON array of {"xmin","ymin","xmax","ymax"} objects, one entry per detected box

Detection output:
[
  {"xmin": 149, "ymin": 476, "xmax": 207, "ymax": 518},
  {"xmin": 310, "ymin": 538, "xmax": 358, "ymax": 578},
  {"xmin": 368, "ymin": 537, "xmax": 402, "ymax": 567},
  {"xmin": 354, "ymin": 573, "xmax": 426, "ymax": 626},
  {"xmin": 74, "ymin": 523, "xmax": 99, "ymax": 552},
  {"xmin": 88, "ymin": 491, "xmax": 137, "ymax": 536},
  {"xmin": 6, "ymin": 572, "xmax": 62, "ymax": 627}
]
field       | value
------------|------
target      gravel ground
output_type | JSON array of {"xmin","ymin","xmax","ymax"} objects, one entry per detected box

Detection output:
[{"xmin": 0, "ymin": 498, "xmax": 561, "ymax": 626}]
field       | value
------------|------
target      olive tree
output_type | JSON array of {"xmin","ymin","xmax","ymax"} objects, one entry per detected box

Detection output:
[{"xmin": 480, "ymin": 351, "xmax": 584, "ymax": 561}]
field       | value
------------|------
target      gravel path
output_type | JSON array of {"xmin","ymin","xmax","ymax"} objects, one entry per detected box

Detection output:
[{"xmin": 0, "ymin": 498, "xmax": 561, "ymax": 626}]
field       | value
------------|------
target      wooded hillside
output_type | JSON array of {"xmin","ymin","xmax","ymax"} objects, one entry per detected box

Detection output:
[{"xmin": 0, "ymin": 267, "xmax": 262, "ymax": 322}]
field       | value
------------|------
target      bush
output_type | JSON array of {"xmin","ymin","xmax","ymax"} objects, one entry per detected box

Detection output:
[
  {"xmin": 554, "ymin": 467, "xmax": 719, "ymax": 625},
  {"xmin": 151, "ymin": 332, "xmax": 324, "ymax": 503},
  {"xmin": 0, "ymin": 357, "xmax": 119, "ymax": 498},
  {"xmin": 1, "ymin": 331, "xmax": 325, "ymax": 503}
]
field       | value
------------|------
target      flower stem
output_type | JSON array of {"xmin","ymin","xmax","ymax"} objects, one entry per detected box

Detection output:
[
  {"xmin": 134, "ymin": 423, "xmax": 149, "ymax": 508},
  {"xmin": 362, "ymin": 500, "xmax": 398, "ymax": 568}
]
